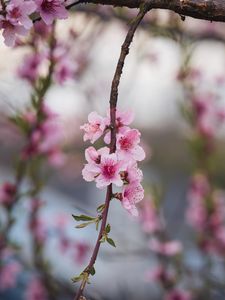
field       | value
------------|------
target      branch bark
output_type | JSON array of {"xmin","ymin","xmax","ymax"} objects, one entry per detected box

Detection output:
[{"xmin": 70, "ymin": 0, "xmax": 225, "ymax": 23}]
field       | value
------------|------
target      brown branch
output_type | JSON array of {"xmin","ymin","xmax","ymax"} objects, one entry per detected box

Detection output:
[
  {"xmin": 67, "ymin": 0, "xmax": 225, "ymax": 23},
  {"xmin": 74, "ymin": 4, "xmax": 150, "ymax": 300}
]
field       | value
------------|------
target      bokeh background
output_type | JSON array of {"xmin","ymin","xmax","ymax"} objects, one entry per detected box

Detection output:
[{"xmin": 1, "ymin": 6, "xmax": 225, "ymax": 300}]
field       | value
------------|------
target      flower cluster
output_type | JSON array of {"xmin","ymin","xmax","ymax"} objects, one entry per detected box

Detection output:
[
  {"xmin": 20, "ymin": 104, "xmax": 65, "ymax": 166},
  {"xmin": 18, "ymin": 20, "xmax": 76, "ymax": 85},
  {"xmin": 191, "ymin": 93, "xmax": 225, "ymax": 140},
  {"xmin": 80, "ymin": 109, "xmax": 145, "ymax": 216},
  {"xmin": 0, "ymin": 0, "xmax": 68, "ymax": 46},
  {"xmin": 187, "ymin": 173, "xmax": 225, "ymax": 255}
]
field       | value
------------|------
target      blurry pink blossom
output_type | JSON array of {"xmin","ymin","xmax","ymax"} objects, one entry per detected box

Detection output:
[
  {"xmin": 139, "ymin": 197, "xmax": 161, "ymax": 233},
  {"xmin": 6, "ymin": 0, "xmax": 36, "ymax": 29},
  {"xmin": 0, "ymin": 182, "xmax": 16, "ymax": 206},
  {"xmin": 165, "ymin": 289, "xmax": 191, "ymax": 300},
  {"xmin": 25, "ymin": 278, "xmax": 47, "ymax": 300},
  {"xmin": 149, "ymin": 238, "xmax": 182, "ymax": 256},
  {"xmin": 0, "ymin": 261, "xmax": 21, "ymax": 290},
  {"xmin": 35, "ymin": 0, "xmax": 68, "ymax": 25}
]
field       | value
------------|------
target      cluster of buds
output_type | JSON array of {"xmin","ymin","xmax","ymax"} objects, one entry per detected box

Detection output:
[
  {"xmin": 18, "ymin": 20, "xmax": 77, "ymax": 85},
  {"xmin": 187, "ymin": 173, "xmax": 225, "ymax": 255},
  {"xmin": 0, "ymin": 0, "xmax": 68, "ymax": 46},
  {"xmin": 80, "ymin": 109, "xmax": 145, "ymax": 216},
  {"xmin": 140, "ymin": 197, "xmax": 190, "ymax": 299},
  {"xmin": 17, "ymin": 103, "xmax": 65, "ymax": 167}
]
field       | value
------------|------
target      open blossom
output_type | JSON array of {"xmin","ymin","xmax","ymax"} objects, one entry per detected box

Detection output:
[
  {"xmin": 80, "ymin": 111, "xmax": 106, "ymax": 143},
  {"xmin": 117, "ymin": 128, "xmax": 145, "ymax": 161},
  {"xmin": 0, "ymin": 17, "xmax": 28, "ymax": 46},
  {"xmin": 149, "ymin": 238, "xmax": 182, "ymax": 256},
  {"xmin": 6, "ymin": 0, "xmax": 36, "ymax": 29},
  {"xmin": 104, "ymin": 109, "xmax": 134, "ymax": 144},
  {"xmin": 122, "ymin": 182, "xmax": 144, "ymax": 216},
  {"xmin": 83, "ymin": 151, "xmax": 123, "ymax": 188},
  {"xmin": 95, "ymin": 153, "xmax": 124, "ymax": 188},
  {"xmin": 35, "ymin": 0, "xmax": 68, "ymax": 25},
  {"xmin": 0, "ymin": 262, "xmax": 21, "ymax": 290},
  {"xmin": 82, "ymin": 146, "xmax": 109, "ymax": 181},
  {"xmin": 0, "ymin": 182, "xmax": 16, "ymax": 206},
  {"xmin": 25, "ymin": 278, "xmax": 47, "ymax": 300}
]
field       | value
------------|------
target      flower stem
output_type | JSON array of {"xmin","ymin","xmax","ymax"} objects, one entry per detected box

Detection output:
[{"xmin": 74, "ymin": 3, "xmax": 150, "ymax": 299}]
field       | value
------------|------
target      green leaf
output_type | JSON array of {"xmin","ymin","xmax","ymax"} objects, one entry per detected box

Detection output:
[
  {"xmin": 89, "ymin": 266, "xmax": 95, "ymax": 276},
  {"xmin": 106, "ymin": 238, "xmax": 116, "ymax": 248},
  {"xmin": 95, "ymin": 219, "xmax": 100, "ymax": 231},
  {"xmin": 99, "ymin": 236, "xmax": 106, "ymax": 243},
  {"xmin": 75, "ymin": 221, "xmax": 95, "ymax": 229},
  {"xmin": 72, "ymin": 214, "xmax": 96, "ymax": 222},
  {"xmin": 71, "ymin": 275, "xmax": 82, "ymax": 283},
  {"xmin": 97, "ymin": 204, "xmax": 105, "ymax": 213},
  {"xmin": 105, "ymin": 223, "xmax": 111, "ymax": 234}
]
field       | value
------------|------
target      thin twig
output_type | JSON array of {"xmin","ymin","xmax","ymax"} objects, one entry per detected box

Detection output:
[{"xmin": 74, "ymin": 3, "xmax": 151, "ymax": 300}]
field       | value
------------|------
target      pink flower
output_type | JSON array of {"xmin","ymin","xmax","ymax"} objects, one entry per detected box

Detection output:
[
  {"xmin": 53, "ymin": 58, "xmax": 76, "ymax": 84},
  {"xmin": 80, "ymin": 111, "xmax": 106, "ymax": 143},
  {"xmin": 139, "ymin": 197, "xmax": 161, "ymax": 233},
  {"xmin": 117, "ymin": 128, "xmax": 145, "ymax": 161},
  {"xmin": 104, "ymin": 109, "xmax": 134, "ymax": 144},
  {"xmin": 95, "ymin": 153, "xmax": 124, "ymax": 188},
  {"xmin": 165, "ymin": 289, "xmax": 191, "ymax": 300},
  {"xmin": 0, "ymin": 261, "xmax": 21, "ymax": 290},
  {"xmin": 121, "ymin": 182, "xmax": 144, "ymax": 216},
  {"xmin": 149, "ymin": 238, "xmax": 182, "ymax": 256},
  {"xmin": 82, "ymin": 146, "xmax": 109, "ymax": 182},
  {"xmin": 122, "ymin": 162, "xmax": 143, "ymax": 184},
  {"xmin": 0, "ymin": 17, "xmax": 28, "ymax": 46},
  {"xmin": 35, "ymin": 0, "xmax": 68, "ymax": 25},
  {"xmin": 0, "ymin": 182, "xmax": 16, "ymax": 206},
  {"xmin": 25, "ymin": 278, "xmax": 47, "ymax": 300},
  {"xmin": 6, "ymin": 0, "xmax": 36, "ymax": 29},
  {"xmin": 18, "ymin": 52, "xmax": 44, "ymax": 83}
]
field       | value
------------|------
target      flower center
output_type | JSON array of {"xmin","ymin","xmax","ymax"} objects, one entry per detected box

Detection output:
[
  {"xmin": 102, "ymin": 164, "xmax": 116, "ymax": 178},
  {"xmin": 119, "ymin": 137, "xmax": 132, "ymax": 150}
]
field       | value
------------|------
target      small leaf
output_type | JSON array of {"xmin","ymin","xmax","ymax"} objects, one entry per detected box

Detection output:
[
  {"xmin": 72, "ymin": 214, "xmax": 95, "ymax": 222},
  {"xmin": 99, "ymin": 236, "xmax": 106, "ymax": 243},
  {"xmin": 106, "ymin": 238, "xmax": 116, "ymax": 248},
  {"xmin": 105, "ymin": 224, "xmax": 111, "ymax": 234},
  {"xmin": 89, "ymin": 266, "xmax": 95, "ymax": 276},
  {"xmin": 95, "ymin": 220, "xmax": 99, "ymax": 231},
  {"xmin": 97, "ymin": 204, "xmax": 105, "ymax": 213},
  {"xmin": 71, "ymin": 275, "xmax": 82, "ymax": 283},
  {"xmin": 75, "ymin": 221, "xmax": 94, "ymax": 229}
]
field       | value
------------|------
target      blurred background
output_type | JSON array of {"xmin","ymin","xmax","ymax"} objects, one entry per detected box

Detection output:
[{"xmin": 1, "ymin": 5, "xmax": 225, "ymax": 300}]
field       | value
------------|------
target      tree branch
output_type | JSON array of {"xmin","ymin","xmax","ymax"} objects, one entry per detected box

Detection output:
[
  {"xmin": 68, "ymin": 0, "xmax": 225, "ymax": 23},
  {"xmin": 74, "ymin": 4, "xmax": 150, "ymax": 300}
]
